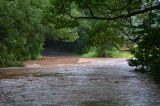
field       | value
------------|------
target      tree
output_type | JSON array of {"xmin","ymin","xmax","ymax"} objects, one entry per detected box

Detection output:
[
  {"xmin": 0, "ymin": 0, "xmax": 49, "ymax": 67},
  {"xmin": 128, "ymin": 10, "xmax": 160, "ymax": 81},
  {"xmin": 83, "ymin": 21, "xmax": 124, "ymax": 57}
]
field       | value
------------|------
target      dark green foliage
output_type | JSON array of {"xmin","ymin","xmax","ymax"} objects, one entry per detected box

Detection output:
[
  {"xmin": 81, "ymin": 21, "xmax": 124, "ymax": 57},
  {"xmin": 0, "ymin": 0, "xmax": 48, "ymax": 67},
  {"xmin": 74, "ymin": 20, "xmax": 91, "ymax": 53},
  {"xmin": 43, "ymin": 0, "xmax": 80, "ymax": 45},
  {"xmin": 129, "ymin": 27, "xmax": 160, "ymax": 81},
  {"xmin": 0, "ymin": 45, "xmax": 23, "ymax": 67},
  {"xmin": 150, "ymin": 61, "xmax": 160, "ymax": 82},
  {"xmin": 128, "ymin": 14, "xmax": 160, "ymax": 81}
]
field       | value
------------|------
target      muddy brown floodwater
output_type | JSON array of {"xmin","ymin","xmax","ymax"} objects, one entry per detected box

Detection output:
[{"xmin": 0, "ymin": 57, "xmax": 160, "ymax": 106}]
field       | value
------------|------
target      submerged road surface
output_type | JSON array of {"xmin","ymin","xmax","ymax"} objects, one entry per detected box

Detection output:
[{"xmin": 0, "ymin": 58, "xmax": 160, "ymax": 106}]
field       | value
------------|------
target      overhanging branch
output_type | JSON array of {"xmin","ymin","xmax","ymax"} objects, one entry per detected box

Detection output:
[{"xmin": 69, "ymin": 4, "xmax": 160, "ymax": 20}]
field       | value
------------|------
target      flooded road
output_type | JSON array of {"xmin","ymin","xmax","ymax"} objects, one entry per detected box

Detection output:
[{"xmin": 0, "ymin": 58, "xmax": 160, "ymax": 106}]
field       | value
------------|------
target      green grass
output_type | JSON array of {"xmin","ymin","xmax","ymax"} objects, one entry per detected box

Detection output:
[
  {"xmin": 111, "ymin": 51, "xmax": 134, "ymax": 58},
  {"xmin": 82, "ymin": 47, "xmax": 98, "ymax": 58},
  {"xmin": 82, "ymin": 51, "xmax": 98, "ymax": 58},
  {"xmin": 82, "ymin": 49, "xmax": 134, "ymax": 58}
]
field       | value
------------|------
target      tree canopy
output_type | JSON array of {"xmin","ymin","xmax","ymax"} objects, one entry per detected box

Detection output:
[{"xmin": 54, "ymin": 0, "xmax": 160, "ymax": 20}]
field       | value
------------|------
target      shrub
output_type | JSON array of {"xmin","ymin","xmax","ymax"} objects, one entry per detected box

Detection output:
[
  {"xmin": 128, "ymin": 26, "xmax": 160, "ymax": 82},
  {"xmin": 0, "ymin": 0, "xmax": 48, "ymax": 67},
  {"xmin": 82, "ymin": 47, "xmax": 98, "ymax": 58}
]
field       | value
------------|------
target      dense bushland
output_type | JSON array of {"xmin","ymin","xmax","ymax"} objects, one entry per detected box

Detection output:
[{"xmin": 0, "ymin": 0, "xmax": 49, "ymax": 67}]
